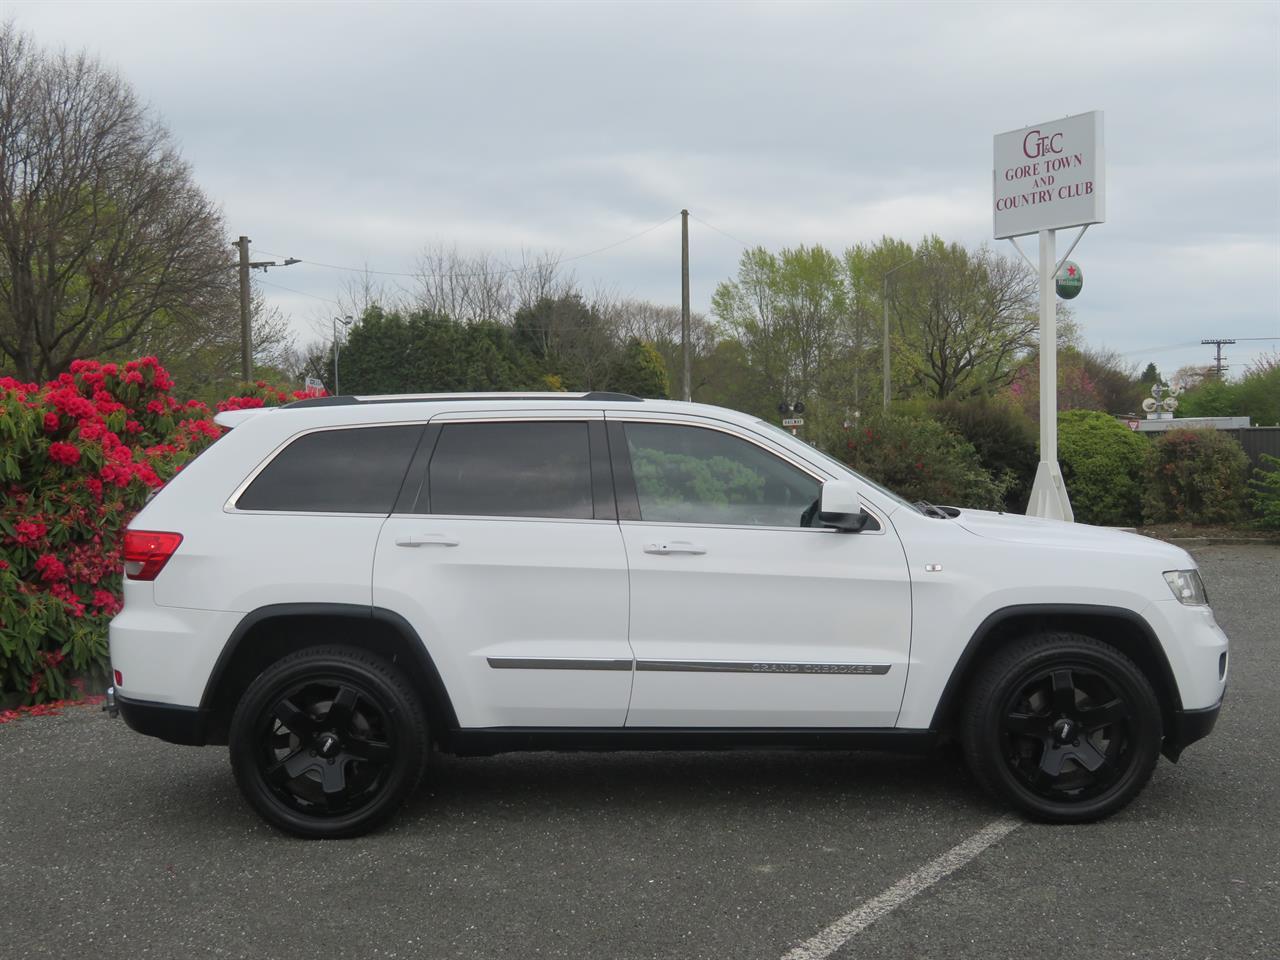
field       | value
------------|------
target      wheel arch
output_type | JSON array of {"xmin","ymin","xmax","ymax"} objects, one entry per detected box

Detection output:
[
  {"xmin": 929, "ymin": 604, "xmax": 1182, "ymax": 736},
  {"xmin": 200, "ymin": 603, "xmax": 459, "ymax": 745}
]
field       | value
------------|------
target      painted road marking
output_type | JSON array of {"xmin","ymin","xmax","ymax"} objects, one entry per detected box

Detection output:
[{"xmin": 781, "ymin": 816, "xmax": 1022, "ymax": 960}]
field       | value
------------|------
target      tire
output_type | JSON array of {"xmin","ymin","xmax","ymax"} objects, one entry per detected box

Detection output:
[
  {"xmin": 229, "ymin": 645, "xmax": 428, "ymax": 838},
  {"xmin": 962, "ymin": 632, "xmax": 1162, "ymax": 823}
]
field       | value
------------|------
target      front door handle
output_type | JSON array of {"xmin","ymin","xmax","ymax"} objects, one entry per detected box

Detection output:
[
  {"xmin": 394, "ymin": 534, "xmax": 460, "ymax": 548},
  {"xmin": 643, "ymin": 541, "xmax": 707, "ymax": 556}
]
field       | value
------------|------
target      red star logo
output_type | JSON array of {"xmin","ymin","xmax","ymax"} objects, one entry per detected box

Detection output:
[{"xmin": 1067, "ymin": 265, "xmax": 1077, "ymax": 277}]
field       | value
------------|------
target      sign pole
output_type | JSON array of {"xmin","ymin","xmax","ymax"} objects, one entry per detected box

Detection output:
[{"xmin": 1026, "ymin": 228, "xmax": 1074, "ymax": 521}]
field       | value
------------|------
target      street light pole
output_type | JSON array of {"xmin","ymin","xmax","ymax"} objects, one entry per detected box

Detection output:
[
  {"xmin": 332, "ymin": 316, "xmax": 353, "ymax": 396},
  {"xmin": 882, "ymin": 256, "xmax": 921, "ymax": 410}
]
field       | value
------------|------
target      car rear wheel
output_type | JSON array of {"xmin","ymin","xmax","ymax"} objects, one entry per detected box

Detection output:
[
  {"xmin": 229, "ymin": 646, "xmax": 428, "ymax": 838},
  {"xmin": 962, "ymin": 633, "xmax": 1162, "ymax": 823}
]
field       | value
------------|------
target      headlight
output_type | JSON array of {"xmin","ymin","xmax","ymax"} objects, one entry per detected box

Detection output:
[{"xmin": 1164, "ymin": 569, "xmax": 1208, "ymax": 605}]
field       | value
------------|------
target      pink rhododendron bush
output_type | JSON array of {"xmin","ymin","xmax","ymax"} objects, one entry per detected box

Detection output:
[{"xmin": 0, "ymin": 360, "xmax": 317, "ymax": 705}]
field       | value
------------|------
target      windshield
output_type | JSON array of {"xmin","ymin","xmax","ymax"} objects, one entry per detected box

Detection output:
[{"xmin": 753, "ymin": 420, "xmax": 919, "ymax": 514}]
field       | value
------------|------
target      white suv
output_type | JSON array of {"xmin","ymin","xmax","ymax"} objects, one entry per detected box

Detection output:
[{"xmin": 108, "ymin": 393, "xmax": 1228, "ymax": 837}]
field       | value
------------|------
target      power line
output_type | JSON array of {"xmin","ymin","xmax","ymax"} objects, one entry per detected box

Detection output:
[
  {"xmin": 688, "ymin": 212, "xmax": 752, "ymax": 248},
  {"xmin": 254, "ymin": 212, "xmax": 682, "ymax": 281},
  {"xmin": 257, "ymin": 277, "xmax": 342, "ymax": 305}
]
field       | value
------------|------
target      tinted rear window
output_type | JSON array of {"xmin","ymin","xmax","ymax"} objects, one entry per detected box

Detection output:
[
  {"xmin": 428, "ymin": 421, "xmax": 593, "ymax": 519},
  {"xmin": 236, "ymin": 425, "xmax": 422, "ymax": 513}
]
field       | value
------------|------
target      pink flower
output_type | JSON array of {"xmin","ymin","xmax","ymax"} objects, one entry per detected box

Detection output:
[{"xmin": 43, "ymin": 412, "xmax": 60, "ymax": 433}]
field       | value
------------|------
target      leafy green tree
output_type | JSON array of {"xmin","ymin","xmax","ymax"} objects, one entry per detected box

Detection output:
[
  {"xmin": 339, "ymin": 307, "xmax": 534, "ymax": 395},
  {"xmin": 513, "ymin": 294, "xmax": 616, "ymax": 390},
  {"xmin": 609, "ymin": 339, "xmax": 668, "ymax": 398},
  {"xmin": 712, "ymin": 244, "xmax": 850, "ymax": 435},
  {"xmin": 1178, "ymin": 358, "xmax": 1280, "ymax": 425}
]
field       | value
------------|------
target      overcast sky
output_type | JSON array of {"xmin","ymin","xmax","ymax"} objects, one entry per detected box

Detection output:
[{"xmin": 10, "ymin": 1, "xmax": 1280, "ymax": 376}]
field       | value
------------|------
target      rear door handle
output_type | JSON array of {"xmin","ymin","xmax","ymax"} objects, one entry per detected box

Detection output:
[
  {"xmin": 643, "ymin": 541, "xmax": 707, "ymax": 556},
  {"xmin": 394, "ymin": 534, "xmax": 460, "ymax": 548}
]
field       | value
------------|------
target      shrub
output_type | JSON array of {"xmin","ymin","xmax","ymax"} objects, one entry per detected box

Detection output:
[
  {"xmin": 829, "ymin": 414, "xmax": 1008, "ymax": 510},
  {"xmin": 0, "ymin": 363, "xmax": 319, "ymax": 704},
  {"xmin": 1250, "ymin": 454, "xmax": 1280, "ymax": 529},
  {"xmin": 1057, "ymin": 410, "xmax": 1147, "ymax": 526},
  {"xmin": 931, "ymin": 397, "xmax": 1038, "ymax": 512},
  {"xmin": 1141, "ymin": 429, "xmax": 1251, "ymax": 525}
]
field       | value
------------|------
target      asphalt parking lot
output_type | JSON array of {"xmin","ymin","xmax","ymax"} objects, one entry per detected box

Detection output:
[{"xmin": 2, "ymin": 543, "xmax": 1277, "ymax": 960}]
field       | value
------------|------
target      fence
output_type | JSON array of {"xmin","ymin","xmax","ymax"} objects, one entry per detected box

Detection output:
[{"xmin": 1223, "ymin": 428, "xmax": 1280, "ymax": 470}]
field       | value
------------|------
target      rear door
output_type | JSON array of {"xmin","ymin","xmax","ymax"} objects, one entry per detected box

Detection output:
[
  {"xmin": 610, "ymin": 415, "xmax": 912, "ymax": 728},
  {"xmin": 373, "ymin": 413, "xmax": 633, "ymax": 729}
]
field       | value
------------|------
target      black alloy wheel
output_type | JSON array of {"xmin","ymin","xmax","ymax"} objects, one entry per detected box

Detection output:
[
  {"xmin": 230, "ymin": 647, "xmax": 428, "ymax": 838},
  {"xmin": 963, "ymin": 633, "xmax": 1162, "ymax": 823}
]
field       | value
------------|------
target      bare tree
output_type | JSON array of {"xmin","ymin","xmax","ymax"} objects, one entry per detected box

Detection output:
[
  {"xmin": 0, "ymin": 24, "xmax": 235, "ymax": 381},
  {"xmin": 412, "ymin": 244, "xmax": 513, "ymax": 325},
  {"xmin": 512, "ymin": 249, "xmax": 574, "ymax": 315},
  {"xmin": 136, "ymin": 283, "xmax": 295, "ymax": 395}
]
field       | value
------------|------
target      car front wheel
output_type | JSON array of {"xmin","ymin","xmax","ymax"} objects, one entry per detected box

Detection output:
[
  {"xmin": 229, "ymin": 646, "xmax": 428, "ymax": 838},
  {"xmin": 962, "ymin": 633, "xmax": 1163, "ymax": 823}
]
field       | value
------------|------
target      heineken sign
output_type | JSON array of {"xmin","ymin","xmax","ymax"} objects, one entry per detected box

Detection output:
[
  {"xmin": 1056, "ymin": 261, "xmax": 1083, "ymax": 299},
  {"xmin": 993, "ymin": 111, "xmax": 1106, "ymax": 239}
]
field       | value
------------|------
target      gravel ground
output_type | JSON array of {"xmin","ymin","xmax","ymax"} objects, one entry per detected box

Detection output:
[{"xmin": 2, "ymin": 544, "xmax": 1275, "ymax": 960}]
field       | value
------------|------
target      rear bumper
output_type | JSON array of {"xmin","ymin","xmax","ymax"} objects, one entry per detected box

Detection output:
[
  {"xmin": 1162, "ymin": 695, "xmax": 1223, "ymax": 762},
  {"xmin": 117, "ymin": 695, "xmax": 212, "ymax": 746}
]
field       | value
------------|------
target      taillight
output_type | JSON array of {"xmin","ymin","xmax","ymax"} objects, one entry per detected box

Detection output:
[{"xmin": 122, "ymin": 530, "xmax": 183, "ymax": 581}]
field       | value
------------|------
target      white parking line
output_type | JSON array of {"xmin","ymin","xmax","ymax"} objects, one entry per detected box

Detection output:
[{"xmin": 781, "ymin": 816, "xmax": 1022, "ymax": 960}]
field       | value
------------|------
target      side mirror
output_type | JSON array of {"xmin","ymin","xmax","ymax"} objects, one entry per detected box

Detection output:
[{"xmin": 819, "ymin": 480, "xmax": 870, "ymax": 533}]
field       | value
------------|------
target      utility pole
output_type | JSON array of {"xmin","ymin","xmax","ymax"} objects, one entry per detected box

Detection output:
[
  {"xmin": 236, "ymin": 236, "xmax": 251, "ymax": 382},
  {"xmin": 232, "ymin": 236, "xmax": 300, "ymax": 383},
  {"xmin": 681, "ymin": 209, "xmax": 691, "ymax": 402},
  {"xmin": 1201, "ymin": 338, "xmax": 1235, "ymax": 378}
]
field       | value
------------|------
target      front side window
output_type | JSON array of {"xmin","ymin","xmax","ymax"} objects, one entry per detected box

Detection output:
[
  {"xmin": 236, "ymin": 425, "xmax": 422, "ymax": 513},
  {"xmin": 623, "ymin": 422, "xmax": 820, "ymax": 527},
  {"xmin": 427, "ymin": 421, "xmax": 593, "ymax": 519}
]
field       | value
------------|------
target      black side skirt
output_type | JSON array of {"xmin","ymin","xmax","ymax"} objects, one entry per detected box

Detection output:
[{"xmin": 441, "ymin": 727, "xmax": 938, "ymax": 757}]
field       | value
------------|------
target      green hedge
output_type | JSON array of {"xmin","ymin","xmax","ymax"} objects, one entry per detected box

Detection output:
[
  {"xmin": 831, "ymin": 414, "xmax": 1008, "ymax": 510},
  {"xmin": 1058, "ymin": 410, "xmax": 1148, "ymax": 526}
]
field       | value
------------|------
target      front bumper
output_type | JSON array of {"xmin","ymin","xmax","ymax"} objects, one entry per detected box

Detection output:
[
  {"xmin": 116, "ymin": 694, "xmax": 213, "ymax": 746},
  {"xmin": 1162, "ymin": 695, "xmax": 1223, "ymax": 762}
]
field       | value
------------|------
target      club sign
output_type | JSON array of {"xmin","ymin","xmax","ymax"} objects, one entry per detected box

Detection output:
[{"xmin": 993, "ymin": 111, "xmax": 1105, "ymax": 239}]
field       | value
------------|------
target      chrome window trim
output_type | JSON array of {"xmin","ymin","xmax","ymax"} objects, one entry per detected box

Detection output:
[
  {"xmin": 608, "ymin": 414, "xmax": 888, "ymax": 535},
  {"xmin": 223, "ymin": 420, "xmax": 426, "ymax": 515},
  {"xmin": 388, "ymin": 514, "xmax": 614, "ymax": 525}
]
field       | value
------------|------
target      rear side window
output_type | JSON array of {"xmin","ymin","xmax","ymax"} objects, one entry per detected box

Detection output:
[
  {"xmin": 427, "ymin": 421, "xmax": 593, "ymax": 519},
  {"xmin": 236, "ymin": 425, "xmax": 422, "ymax": 514}
]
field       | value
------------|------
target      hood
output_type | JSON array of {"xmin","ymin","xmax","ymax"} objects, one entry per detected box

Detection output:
[{"xmin": 953, "ymin": 509, "xmax": 1192, "ymax": 563}]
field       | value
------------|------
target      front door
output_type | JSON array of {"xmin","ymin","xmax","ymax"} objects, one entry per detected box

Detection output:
[
  {"xmin": 610, "ymin": 417, "xmax": 912, "ymax": 728},
  {"xmin": 373, "ymin": 414, "xmax": 633, "ymax": 729}
]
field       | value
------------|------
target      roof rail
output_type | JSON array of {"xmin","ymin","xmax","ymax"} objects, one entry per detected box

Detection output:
[{"xmin": 282, "ymin": 391, "xmax": 644, "ymax": 409}]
